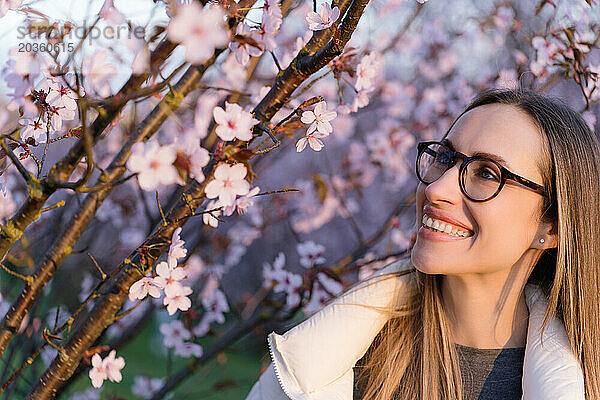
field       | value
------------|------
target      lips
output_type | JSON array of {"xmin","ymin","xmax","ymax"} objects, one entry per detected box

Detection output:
[{"xmin": 422, "ymin": 205, "xmax": 474, "ymax": 234}]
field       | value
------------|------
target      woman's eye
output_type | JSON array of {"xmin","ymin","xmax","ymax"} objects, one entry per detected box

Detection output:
[{"xmin": 477, "ymin": 168, "xmax": 500, "ymax": 181}]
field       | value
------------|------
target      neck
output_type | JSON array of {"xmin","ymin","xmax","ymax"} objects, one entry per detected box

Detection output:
[{"xmin": 441, "ymin": 252, "xmax": 541, "ymax": 349}]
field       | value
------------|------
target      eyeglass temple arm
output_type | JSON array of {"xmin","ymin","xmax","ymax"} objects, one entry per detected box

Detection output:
[{"xmin": 504, "ymin": 170, "xmax": 546, "ymax": 195}]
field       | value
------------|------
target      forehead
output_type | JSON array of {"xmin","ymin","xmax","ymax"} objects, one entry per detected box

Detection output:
[{"xmin": 445, "ymin": 103, "xmax": 544, "ymax": 179}]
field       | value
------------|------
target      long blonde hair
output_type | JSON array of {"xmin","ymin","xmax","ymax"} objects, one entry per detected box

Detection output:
[{"xmin": 354, "ymin": 89, "xmax": 600, "ymax": 399}]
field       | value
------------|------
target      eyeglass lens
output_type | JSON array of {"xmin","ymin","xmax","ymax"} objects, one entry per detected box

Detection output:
[{"xmin": 417, "ymin": 143, "xmax": 503, "ymax": 201}]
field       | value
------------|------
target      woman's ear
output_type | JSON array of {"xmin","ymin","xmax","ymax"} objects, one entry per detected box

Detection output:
[{"xmin": 535, "ymin": 219, "xmax": 558, "ymax": 249}]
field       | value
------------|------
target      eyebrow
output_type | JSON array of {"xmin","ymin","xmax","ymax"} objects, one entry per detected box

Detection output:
[{"xmin": 441, "ymin": 138, "xmax": 511, "ymax": 169}]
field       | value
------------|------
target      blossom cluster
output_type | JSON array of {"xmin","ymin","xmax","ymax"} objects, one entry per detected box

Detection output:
[
  {"xmin": 128, "ymin": 227, "xmax": 193, "ymax": 315},
  {"xmin": 262, "ymin": 241, "xmax": 343, "ymax": 314},
  {"xmin": 229, "ymin": 0, "xmax": 283, "ymax": 66}
]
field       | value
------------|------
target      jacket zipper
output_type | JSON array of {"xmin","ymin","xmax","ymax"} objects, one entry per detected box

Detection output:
[{"xmin": 267, "ymin": 334, "xmax": 298, "ymax": 399}]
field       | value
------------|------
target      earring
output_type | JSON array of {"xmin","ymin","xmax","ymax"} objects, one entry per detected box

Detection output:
[{"xmin": 539, "ymin": 238, "xmax": 545, "ymax": 243}]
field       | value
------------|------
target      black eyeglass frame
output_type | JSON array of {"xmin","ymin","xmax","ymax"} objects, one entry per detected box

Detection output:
[{"xmin": 416, "ymin": 141, "xmax": 547, "ymax": 202}]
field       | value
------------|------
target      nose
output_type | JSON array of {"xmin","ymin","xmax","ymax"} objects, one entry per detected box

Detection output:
[{"xmin": 423, "ymin": 162, "xmax": 463, "ymax": 204}]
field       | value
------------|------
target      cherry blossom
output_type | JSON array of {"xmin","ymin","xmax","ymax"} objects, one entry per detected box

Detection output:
[
  {"xmin": 301, "ymin": 101, "xmax": 337, "ymax": 135},
  {"xmin": 131, "ymin": 376, "xmax": 164, "ymax": 399},
  {"xmin": 213, "ymin": 102, "xmax": 259, "ymax": 142},
  {"xmin": 166, "ymin": 3, "xmax": 230, "ymax": 65},
  {"xmin": 126, "ymin": 141, "xmax": 181, "ymax": 191},
  {"xmin": 128, "ymin": 276, "xmax": 162, "ymax": 301},
  {"xmin": 193, "ymin": 289, "xmax": 229, "ymax": 336},
  {"xmin": 103, "ymin": 350, "xmax": 126, "ymax": 384},
  {"xmin": 221, "ymin": 186, "xmax": 260, "ymax": 216},
  {"xmin": 153, "ymin": 261, "xmax": 187, "ymax": 298},
  {"xmin": 47, "ymin": 104, "xmax": 76, "ymax": 132},
  {"xmin": 168, "ymin": 227, "xmax": 187, "ymax": 266},
  {"xmin": 355, "ymin": 53, "xmax": 381, "ymax": 91},
  {"xmin": 82, "ymin": 50, "xmax": 117, "ymax": 97},
  {"xmin": 159, "ymin": 320, "xmax": 191, "ymax": 348},
  {"xmin": 202, "ymin": 199, "xmax": 222, "ymax": 228},
  {"xmin": 229, "ymin": 22, "xmax": 264, "ymax": 66},
  {"xmin": 99, "ymin": 0, "xmax": 126, "ymax": 25},
  {"xmin": 126, "ymin": 33, "xmax": 151, "ymax": 75},
  {"xmin": 19, "ymin": 118, "xmax": 47, "ymax": 143},
  {"xmin": 43, "ymin": 73, "xmax": 83, "ymax": 111},
  {"xmin": 295, "ymin": 130, "xmax": 327, "ymax": 152},
  {"xmin": 306, "ymin": 2, "xmax": 340, "ymax": 31},
  {"xmin": 86, "ymin": 354, "xmax": 106, "ymax": 383},
  {"xmin": 0, "ymin": 0, "xmax": 21, "ymax": 17},
  {"xmin": 303, "ymin": 272, "xmax": 343, "ymax": 314},
  {"xmin": 163, "ymin": 285, "xmax": 192, "ymax": 315},
  {"xmin": 204, "ymin": 163, "xmax": 250, "ymax": 207},
  {"xmin": 174, "ymin": 341, "xmax": 203, "ymax": 358},
  {"xmin": 256, "ymin": 11, "xmax": 282, "ymax": 52},
  {"xmin": 88, "ymin": 350, "xmax": 125, "ymax": 388},
  {"xmin": 297, "ymin": 240, "xmax": 326, "ymax": 268},
  {"xmin": 263, "ymin": 253, "xmax": 303, "ymax": 308}
]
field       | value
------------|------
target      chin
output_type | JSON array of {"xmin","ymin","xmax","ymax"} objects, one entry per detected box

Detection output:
[{"xmin": 410, "ymin": 250, "xmax": 449, "ymax": 275}]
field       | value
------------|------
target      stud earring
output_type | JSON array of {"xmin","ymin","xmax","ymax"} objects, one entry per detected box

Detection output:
[{"xmin": 539, "ymin": 238, "xmax": 545, "ymax": 243}]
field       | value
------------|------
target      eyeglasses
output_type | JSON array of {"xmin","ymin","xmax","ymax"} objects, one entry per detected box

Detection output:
[{"xmin": 416, "ymin": 141, "xmax": 547, "ymax": 202}]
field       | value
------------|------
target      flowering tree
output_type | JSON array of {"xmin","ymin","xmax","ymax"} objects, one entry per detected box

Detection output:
[{"xmin": 0, "ymin": 0, "xmax": 598, "ymax": 398}]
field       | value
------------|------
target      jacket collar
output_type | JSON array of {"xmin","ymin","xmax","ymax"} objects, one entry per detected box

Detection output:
[{"xmin": 267, "ymin": 259, "xmax": 585, "ymax": 400}]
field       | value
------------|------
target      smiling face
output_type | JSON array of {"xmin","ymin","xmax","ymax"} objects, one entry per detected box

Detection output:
[{"xmin": 411, "ymin": 103, "xmax": 552, "ymax": 276}]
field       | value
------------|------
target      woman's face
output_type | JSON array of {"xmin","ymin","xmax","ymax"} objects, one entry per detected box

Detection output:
[{"xmin": 411, "ymin": 103, "xmax": 550, "ymax": 275}]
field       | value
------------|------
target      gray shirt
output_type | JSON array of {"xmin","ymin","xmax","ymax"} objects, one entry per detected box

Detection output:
[{"xmin": 353, "ymin": 343, "xmax": 525, "ymax": 399}]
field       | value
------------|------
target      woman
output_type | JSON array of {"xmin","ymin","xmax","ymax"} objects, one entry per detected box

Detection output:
[{"xmin": 245, "ymin": 89, "xmax": 600, "ymax": 399}]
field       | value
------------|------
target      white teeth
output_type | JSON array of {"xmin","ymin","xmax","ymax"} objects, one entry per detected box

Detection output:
[{"xmin": 422, "ymin": 214, "xmax": 471, "ymax": 238}]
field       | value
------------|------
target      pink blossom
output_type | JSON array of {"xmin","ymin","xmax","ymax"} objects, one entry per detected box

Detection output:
[
  {"xmin": 153, "ymin": 261, "xmax": 187, "ymax": 298},
  {"xmin": 300, "ymin": 101, "xmax": 337, "ymax": 135},
  {"xmin": 0, "ymin": 0, "xmax": 21, "ymax": 17},
  {"xmin": 43, "ymin": 73, "xmax": 83, "ymax": 111},
  {"xmin": 168, "ymin": 227, "xmax": 187, "ymax": 266},
  {"xmin": 8, "ymin": 47, "xmax": 51, "ymax": 76},
  {"xmin": 163, "ymin": 285, "xmax": 193, "ymax": 315},
  {"xmin": 126, "ymin": 33, "xmax": 150, "ymax": 75},
  {"xmin": 47, "ymin": 104, "xmax": 76, "ymax": 132},
  {"xmin": 88, "ymin": 350, "xmax": 125, "ymax": 388},
  {"xmin": 229, "ymin": 23, "xmax": 264, "ymax": 66},
  {"xmin": 89, "ymin": 354, "xmax": 107, "ymax": 388},
  {"xmin": 159, "ymin": 320, "xmax": 191, "ymax": 348},
  {"xmin": 213, "ymin": 102, "xmax": 259, "ymax": 142},
  {"xmin": 204, "ymin": 163, "xmax": 250, "ymax": 207},
  {"xmin": 355, "ymin": 53, "xmax": 380, "ymax": 91},
  {"xmin": 128, "ymin": 276, "xmax": 162, "ymax": 302},
  {"xmin": 103, "ymin": 350, "xmax": 125, "ymax": 384},
  {"xmin": 305, "ymin": 2, "xmax": 340, "ymax": 31},
  {"xmin": 126, "ymin": 141, "xmax": 180, "ymax": 191},
  {"xmin": 295, "ymin": 130, "xmax": 327, "ymax": 152},
  {"xmin": 303, "ymin": 272, "xmax": 342, "ymax": 314},
  {"xmin": 99, "ymin": 0, "xmax": 126, "ymax": 25},
  {"xmin": 131, "ymin": 376, "xmax": 164, "ymax": 399},
  {"xmin": 221, "ymin": 186, "xmax": 260, "ymax": 216},
  {"xmin": 82, "ymin": 50, "xmax": 117, "ymax": 97},
  {"xmin": 174, "ymin": 341, "xmax": 203, "ymax": 358},
  {"xmin": 19, "ymin": 118, "xmax": 47, "ymax": 143},
  {"xmin": 258, "ymin": 11, "xmax": 282, "ymax": 51},
  {"xmin": 193, "ymin": 289, "xmax": 229, "ymax": 336},
  {"xmin": 297, "ymin": 240, "xmax": 326, "ymax": 268},
  {"xmin": 166, "ymin": 3, "xmax": 230, "ymax": 65},
  {"xmin": 202, "ymin": 199, "xmax": 222, "ymax": 228}
]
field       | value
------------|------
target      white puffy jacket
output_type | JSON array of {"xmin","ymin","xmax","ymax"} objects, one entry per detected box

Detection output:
[{"xmin": 245, "ymin": 259, "xmax": 585, "ymax": 400}]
